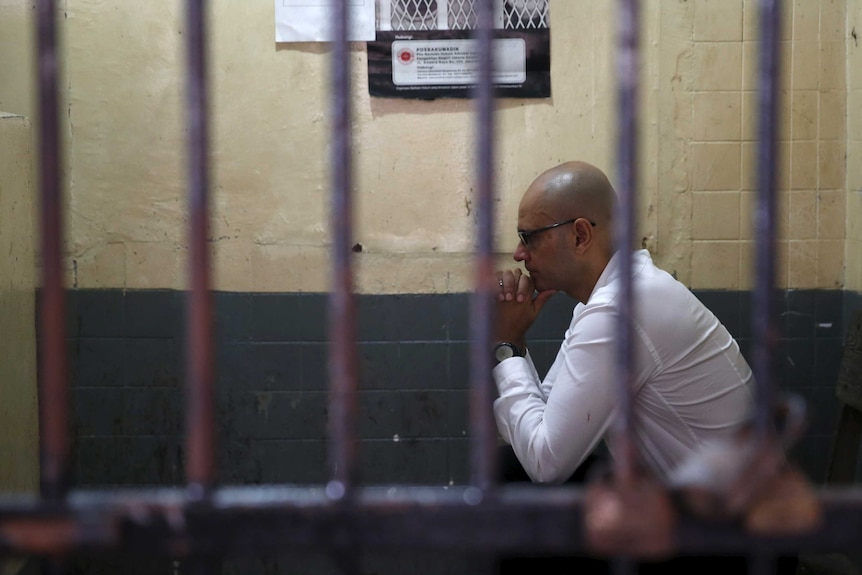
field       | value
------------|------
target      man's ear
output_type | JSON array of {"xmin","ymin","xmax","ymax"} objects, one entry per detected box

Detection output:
[{"xmin": 573, "ymin": 218, "xmax": 592, "ymax": 249}]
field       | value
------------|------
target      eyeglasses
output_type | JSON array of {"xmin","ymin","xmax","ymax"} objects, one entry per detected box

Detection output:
[{"xmin": 517, "ymin": 217, "xmax": 596, "ymax": 248}]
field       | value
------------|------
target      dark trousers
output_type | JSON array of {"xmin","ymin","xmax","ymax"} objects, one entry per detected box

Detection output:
[{"xmin": 496, "ymin": 446, "xmax": 798, "ymax": 575}]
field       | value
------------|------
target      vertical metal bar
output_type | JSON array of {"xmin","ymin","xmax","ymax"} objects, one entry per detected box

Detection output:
[
  {"xmin": 35, "ymin": 0, "xmax": 70, "ymax": 501},
  {"xmin": 612, "ymin": 0, "xmax": 640, "ymax": 486},
  {"xmin": 184, "ymin": 0, "xmax": 216, "ymax": 499},
  {"xmin": 468, "ymin": 0, "xmax": 497, "ymax": 493},
  {"xmin": 753, "ymin": 0, "xmax": 781, "ymax": 439},
  {"xmin": 327, "ymin": 0, "xmax": 359, "ymax": 499},
  {"xmin": 492, "ymin": 0, "xmax": 505, "ymax": 29},
  {"xmin": 437, "ymin": 0, "xmax": 449, "ymax": 30},
  {"xmin": 379, "ymin": 0, "xmax": 392, "ymax": 31}
]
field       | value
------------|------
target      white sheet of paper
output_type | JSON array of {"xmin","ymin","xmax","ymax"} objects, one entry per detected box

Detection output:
[{"xmin": 275, "ymin": 0, "xmax": 376, "ymax": 43}]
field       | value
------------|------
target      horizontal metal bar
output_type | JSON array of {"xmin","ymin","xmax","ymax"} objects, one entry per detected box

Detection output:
[{"xmin": 2, "ymin": 486, "xmax": 862, "ymax": 558}]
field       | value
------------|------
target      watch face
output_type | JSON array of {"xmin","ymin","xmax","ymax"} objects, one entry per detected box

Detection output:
[{"xmin": 494, "ymin": 343, "xmax": 516, "ymax": 362}]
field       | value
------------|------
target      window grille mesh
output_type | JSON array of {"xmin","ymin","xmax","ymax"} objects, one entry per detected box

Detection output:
[
  {"xmin": 447, "ymin": 0, "xmax": 478, "ymax": 29},
  {"xmin": 389, "ymin": 0, "xmax": 438, "ymax": 31},
  {"xmin": 381, "ymin": 0, "xmax": 548, "ymax": 31},
  {"xmin": 502, "ymin": 0, "xmax": 548, "ymax": 29}
]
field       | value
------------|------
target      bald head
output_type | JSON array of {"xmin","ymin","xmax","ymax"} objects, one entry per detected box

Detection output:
[
  {"xmin": 514, "ymin": 162, "xmax": 618, "ymax": 301},
  {"xmin": 522, "ymin": 161, "xmax": 618, "ymax": 227}
]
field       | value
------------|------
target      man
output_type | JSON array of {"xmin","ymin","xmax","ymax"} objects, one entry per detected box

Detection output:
[{"xmin": 492, "ymin": 161, "xmax": 754, "ymax": 484}]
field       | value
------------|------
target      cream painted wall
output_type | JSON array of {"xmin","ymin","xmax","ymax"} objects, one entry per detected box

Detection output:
[
  {"xmin": 60, "ymin": 1, "xmax": 658, "ymax": 293},
  {"xmin": 0, "ymin": 114, "xmax": 39, "ymax": 498},
  {"xmin": 848, "ymin": 0, "xmax": 862, "ymax": 292},
  {"xmin": 2, "ymin": 1, "xmax": 857, "ymax": 293},
  {"xmin": 0, "ymin": 0, "xmax": 35, "ymax": 118},
  {"xmin": 660, "ymin": 0, "xmax": 850, "ymax": 289},
  {"xmin": 0, "ymin": 10, "xmax": 44, "ymax": 575}
]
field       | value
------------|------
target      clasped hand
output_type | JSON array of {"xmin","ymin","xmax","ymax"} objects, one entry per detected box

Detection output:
[{"xmin": 494, "ymin": 269, "xmax": 556, "ymax": 348}]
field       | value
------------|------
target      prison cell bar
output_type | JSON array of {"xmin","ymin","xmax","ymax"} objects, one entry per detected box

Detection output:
[
  {"xmin": 6, "ymin": 0, "xmax": 859, "ymax": 566},
  {"xmin": 184, "ymin": 0, "xmax": 216, "ymax": 501},
  {"xmin": 611, "ymin": 0, "xmax": 640, "ymax": 487},
  {"xmin": 326, "ymin": 4, "xmax": 361, "ymax": 573},
  {"xmin": 468, "ymin": 0, "xmax": 498, "ymax": 495},
  {"xmin": 2, "ymin": 487, "xmax": 862, "ymax": 557},
  {"xmin": 753, "ymin": 0, "xmax": 781, "ymax": 440},
  {"xmin": 327, "ymin": 0, "xmax": 360, "ymax": 505},
  {"xmin": 35, "ymin": 0, "xmax": 69, "ymax": 503}
]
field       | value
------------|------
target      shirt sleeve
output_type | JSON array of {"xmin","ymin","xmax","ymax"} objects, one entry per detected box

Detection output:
[{"xmin": 492, "ymin": 305, "xmax": 619, "ymax": 484}]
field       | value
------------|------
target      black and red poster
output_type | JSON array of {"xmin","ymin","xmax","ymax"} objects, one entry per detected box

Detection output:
[{"xmin": 368, "ymin": 1, "xmax": 551, "ymax": 99}]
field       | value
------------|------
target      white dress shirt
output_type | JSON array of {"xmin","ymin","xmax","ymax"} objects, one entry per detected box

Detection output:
[{"xmin": 493, "ymin": 249, "xmax": 754, "ymax": 484}]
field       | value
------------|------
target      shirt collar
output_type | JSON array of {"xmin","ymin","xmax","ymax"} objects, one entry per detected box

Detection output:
[{"xmin": 585, "ymin": 249, "xmax": 650, "ymax": 303}]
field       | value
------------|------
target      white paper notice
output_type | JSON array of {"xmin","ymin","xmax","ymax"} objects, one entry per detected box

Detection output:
[
  {"xmin": 275, "ymin": 0, "xmax": 376, "ymax": 43},
  {"xmin": 391, "ymin": 39, "xmax": 527, "ymax": 86}
]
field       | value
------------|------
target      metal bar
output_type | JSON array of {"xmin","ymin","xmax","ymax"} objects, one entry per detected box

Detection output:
[
  {"xmin": 611, "ymin": 0, "xmax": 640, "ymax": 485},
  {"xmin": 468, "ymin": 0, "xmax": 497, "ymax": 494},
  {"xmin": 3, "ymin": 487, "xmax": 862, "ymax": 556},
  {"xmin": 34, "ymin": 0, "xmax": 70, "ymax": 502},
  {"xmin": 437, "ymin": 0, "xmax": 448, "ymax": 30},
  {"xmin": 752, "ymin": 0, "xmax": 782, "ymax": 439},
  {"xmin": 184, "ymin": 0, "xmax": 216, "ymax": 498},
  {"xmin": 327, "ymin": 0, "xmax": 359, "ymax": 499},
  {"xmin": 492, "ymin": 0, "xmax": 505, "ymax": 29},
  {"xmin": 378, "ymin": 0, "xmax": 392, "ymax": 31}
]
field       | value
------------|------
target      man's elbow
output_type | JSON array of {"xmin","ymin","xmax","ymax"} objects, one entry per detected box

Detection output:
[{"xmin": 524, "ymin": 460, "xmax": 571, "ymax": 485}]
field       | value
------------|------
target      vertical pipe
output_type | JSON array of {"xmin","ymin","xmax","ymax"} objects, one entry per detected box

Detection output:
[
  {"xmin": 327, "ymin": 0, "xmax": 359, "ymax": 499},
  {"xmin": 612, "ymin": 0, "xmax": 640, "ymax": 486},
  {"xmin": 184, "ymin": 0, "xmax": 216, "ymax": 499},
  {"xmin": 468, "ymin": 0, "xmax": 497, "ymax": 493},
  {"xmin": 35, "ymin": 0, "xmax": 70, "ymax": 501},
  {"xmin": 753, "ymin": 0, "xmax": 781, "ymax": 439}
]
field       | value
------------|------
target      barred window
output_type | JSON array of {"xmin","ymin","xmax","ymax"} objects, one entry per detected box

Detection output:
[
  {"xmin": 502, "ymin": 0, "xmax": 549, "ymax": 29},
  {"xmin": 379, "ymin": 0, "xmax": 548, "ymax": 31}
]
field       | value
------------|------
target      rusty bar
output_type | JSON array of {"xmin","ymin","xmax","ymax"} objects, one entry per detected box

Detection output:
[
  {"xmin": 184, "ymin": 0, "xmax": 216, "ymax": 497},
  {"xmin": 327, "ymin": 0, "xmax": 359, "ymax": 498},
  {"xmin": 3, "ymin": 486, "xmax": 862, "ymax": 556},
  {"xmin": 611, "ymin": 0, "xmax": 640, "ymax": 485},
  {"xmin": 34, "ymin": 0, "xmax": 70, "ymax": 501},
  {"xmin": 752, "ymin": 0, "xmax": 781, "ymax": 438},
  {"xmin": 468, "ymin": 0, "xmax": 498, "ymax": 493}
]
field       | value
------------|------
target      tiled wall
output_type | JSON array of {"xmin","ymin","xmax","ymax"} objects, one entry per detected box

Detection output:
[
  {"xmin": 60, "ymin": 287, "xmax": 854, "ymax": 574},
  {"xmin": 66, "ymin": 288, "xmax": 851, "ymax": 489},
  {"xmin": 661, "ymin": 0, "xmax": 849, "ymax": 290},
  {"xmin": 66, "ymin": 290, "xmax": 579, "ymax": 487}
]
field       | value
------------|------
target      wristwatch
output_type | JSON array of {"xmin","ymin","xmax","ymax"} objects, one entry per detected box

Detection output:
[{"xmin": 493, "ymin": 342, "xmax": 524, "ymax": 364}]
